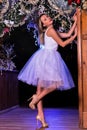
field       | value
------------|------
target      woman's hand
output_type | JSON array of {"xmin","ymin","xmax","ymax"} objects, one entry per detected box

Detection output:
[
  {"xmin": 76, "ymin": 8, "xmax": 81, "ymax": 17},
  {"xmin": 72, "ymin": 13, "xmax": 77, "ymax": 22}
]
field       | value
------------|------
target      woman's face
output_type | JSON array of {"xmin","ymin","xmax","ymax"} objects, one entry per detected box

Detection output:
[{"xmin": 40, "ymin": 14, "xmax": 53, "ymax": 27}]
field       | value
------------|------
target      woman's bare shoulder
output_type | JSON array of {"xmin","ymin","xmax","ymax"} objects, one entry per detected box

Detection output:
[{"xmin": 47, "ymin": 26, "xmax": 57, "ymax": 36}]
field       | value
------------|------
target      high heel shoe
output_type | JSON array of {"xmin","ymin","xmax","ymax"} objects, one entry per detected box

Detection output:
[
  {"xmin": 36, "ymin": 115, "xmax": 48, "ymax": 128},
  {"xmin": 28, "ymin": 94, "xmax": 38, "ymax": 110}
]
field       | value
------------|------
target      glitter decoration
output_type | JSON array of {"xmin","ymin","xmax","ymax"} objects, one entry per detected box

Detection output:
[{"xmin": 0, "ymin": 0, "xmax": 80, "ymax": 38}]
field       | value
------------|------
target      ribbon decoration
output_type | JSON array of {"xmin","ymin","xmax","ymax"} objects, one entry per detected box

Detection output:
[{"xmin": 68, "ymin": 0, "xmax": 81, "ymax": 5}]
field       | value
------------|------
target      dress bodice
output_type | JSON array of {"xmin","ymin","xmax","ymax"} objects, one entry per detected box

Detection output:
[{"xmin": 44, "ymin": 27, "xmax": 58, "ymax": 50}]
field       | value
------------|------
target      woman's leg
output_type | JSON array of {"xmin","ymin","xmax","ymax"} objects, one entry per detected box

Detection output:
[
  {"xmin": 37, "ymin": 86, "xmax": 57, "ymax": 102},
  {"xmin": 36, "ymin": 85, "xmax": 48, "ymax": 127},
  {"xmin": 29, "ymin": 86, "xmax": 56, "ymax": 109},
  {"xmin": 36, "ymin": 86, "xmax": 44, "ymax": 118}
]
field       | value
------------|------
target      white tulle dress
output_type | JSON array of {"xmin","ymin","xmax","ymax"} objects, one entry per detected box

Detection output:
[{"xmin": 18, "ymin": 27, "xmax": 75, "ymax": 90}]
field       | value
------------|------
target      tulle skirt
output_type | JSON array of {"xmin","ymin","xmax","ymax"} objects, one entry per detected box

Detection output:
[{"xmin": 18, "ymin": 48, "xmax": 75, "ymax": 90}]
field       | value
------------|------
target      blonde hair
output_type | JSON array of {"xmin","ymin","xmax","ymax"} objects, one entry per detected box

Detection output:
[{"xmin": 36, "ymin": 14, "xmax": 47, "ymax": 44}]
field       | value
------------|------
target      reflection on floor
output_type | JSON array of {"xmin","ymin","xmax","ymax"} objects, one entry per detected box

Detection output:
[{"xmin": 0, "ymin": 107, "xmax": 84, "ymax": 130}]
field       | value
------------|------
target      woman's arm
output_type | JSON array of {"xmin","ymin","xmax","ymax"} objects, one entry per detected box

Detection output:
[
  {"xmin": 38, "ymin": 33, "xmax": 44, "ymax": 45},
  {"xmin": 48, "ymin": 26, "xmax": 77, "ymax": 47},
  {"xmin": 58, "ymin": 13, "xmax": 77, "ymax": 38}
]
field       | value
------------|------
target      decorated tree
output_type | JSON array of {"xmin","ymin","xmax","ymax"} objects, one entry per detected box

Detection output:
[
  {"xmin": 0, "ymin": 0, "xmax": 84, "ymax": 71},
  {"xmin": 0, "ymin": 0, "xmax": 82, "ymax": 37}
]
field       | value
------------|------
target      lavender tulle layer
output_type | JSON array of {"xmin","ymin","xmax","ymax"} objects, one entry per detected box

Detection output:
[{"xmin": 18, "ymin": 48, "xmax": 75, "ymax": 90}]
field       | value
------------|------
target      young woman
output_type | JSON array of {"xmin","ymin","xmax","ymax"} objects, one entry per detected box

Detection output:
[{"xmin": 18, "ymin": 9, "xmax": 79, "ymax": 128}]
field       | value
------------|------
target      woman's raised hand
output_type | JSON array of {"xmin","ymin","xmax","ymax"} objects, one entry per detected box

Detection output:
[
  {"xmin": 72, "ymin": 12, "xmax": 77, "ymax": 22},
  {"xmin": 76, "ymin": 8, "xmax": 81, "ymax": 17}
]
